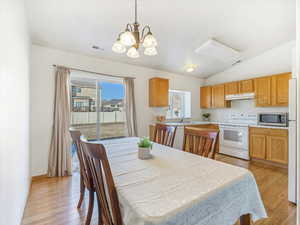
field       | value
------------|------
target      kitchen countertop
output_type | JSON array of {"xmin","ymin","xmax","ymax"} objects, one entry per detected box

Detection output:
[
  {"xmin": 153, "ymin": 121, "xmax": 289, "ymax": 129},
  {"xmin": 158, "ymin": 121, "xmax": 211, "ymax": 126},
  {"xmin": 248, "ymin": 124, "xmax": 289, "ymax": 129}
]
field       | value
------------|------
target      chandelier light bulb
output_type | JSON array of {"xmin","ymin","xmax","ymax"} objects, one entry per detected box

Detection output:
[
  {"xmin": 127, "ymin": 46, "xmax": 140, "ymax": 58},
  {"xmin": 144, "ymin": 47, "xmax": 157, "ymax": 56},
  {"xmin": 112, "ymin": 0, "xmax": 158, "ymax": 58},
  {"xmin": 112, "ymin": 40, "xmax": 126, "ymax": 54},
  {"xmin": 120, "ymin": 31, "xmax": 136, "ymax": 46},
  {"xmin": 142, "ymin": 33, "xmax": 158, "ymax": 48}
]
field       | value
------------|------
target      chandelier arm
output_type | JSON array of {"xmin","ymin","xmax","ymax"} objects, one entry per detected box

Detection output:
[
  {"xmin": 141, "ymin": 25, "xmax": 151, "ymax": 41},
  {"xmin": 126, "ymin": 23, "xmax": 134, "ymax": 31},
  {"xmin": 113, "ymin": 0, "xmax": 158, "ymax": 57}
]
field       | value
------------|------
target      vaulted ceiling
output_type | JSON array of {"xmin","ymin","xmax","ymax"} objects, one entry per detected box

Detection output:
[{"xmin": 27, "ymin": 0, "xmax": 295, "ymax": 77}]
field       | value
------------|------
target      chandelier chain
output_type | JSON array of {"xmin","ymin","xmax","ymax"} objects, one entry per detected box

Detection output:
[{"xmin": 135, "ymin": 0, "xmax": 138, "ymax": 23}]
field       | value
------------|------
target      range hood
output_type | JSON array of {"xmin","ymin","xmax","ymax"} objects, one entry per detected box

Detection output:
[{"xmin": 225, "ymin": 93, "xmax": 255, "ymax": 101}]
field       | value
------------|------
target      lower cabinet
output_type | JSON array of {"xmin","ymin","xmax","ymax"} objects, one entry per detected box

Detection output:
[
  {"xmin": 249, "ymin": 127, "xmax": 288, "ymax": 165},
  {"xmin": 250, "ymin": 134, "xmax": 266, "ymax": 160},
  {"xmin": 266, "ymin": 135, "xmax": 288, "ymax": 164}
]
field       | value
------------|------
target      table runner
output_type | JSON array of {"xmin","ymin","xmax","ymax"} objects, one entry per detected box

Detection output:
[{"xmin": 99, "ymin": 137, "xmax": 267, "ymax": 225}]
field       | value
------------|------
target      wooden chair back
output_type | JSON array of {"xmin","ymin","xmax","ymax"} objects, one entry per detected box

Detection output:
[
  {"xmin": 154, "ymin": 123, "xmax": 177, "ymax": 147},
  {"xmin": 69, "ymin": 128, "xmax": 93, "ymax": 190},
  {"xmin": 80, "ymin": 137, "xmax": 123, "ymax": 225},
  {"xmin": 182, "ymin": 127, "xmax": 219, "ymax": 159}
]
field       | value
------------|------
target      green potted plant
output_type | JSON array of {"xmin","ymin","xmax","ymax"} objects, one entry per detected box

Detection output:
[
  {"xmin": 138, "ymin": 137, "xmax": 153, "ymax": 159},
  {"xmin": 202, "ymin": 113, "xmax": 210, "ymax": 121}
]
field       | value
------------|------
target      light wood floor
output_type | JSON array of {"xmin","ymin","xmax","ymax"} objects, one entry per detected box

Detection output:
[{"xmin": 22, "ymin": 154, "xmax": 296, "ymax": 225}]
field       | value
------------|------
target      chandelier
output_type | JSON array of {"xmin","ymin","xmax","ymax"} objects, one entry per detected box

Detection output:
[{"xmin": 112, "ymin": 0, "xmax": 158, "ymax": 58}]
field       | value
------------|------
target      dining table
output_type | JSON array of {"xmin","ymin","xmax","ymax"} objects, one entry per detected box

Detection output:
[{"xmin": 98, "ymin": 137, "xmax": 267, "ymax": 225}]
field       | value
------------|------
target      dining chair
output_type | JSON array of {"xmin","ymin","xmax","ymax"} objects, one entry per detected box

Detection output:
[
  {"xmin": 153, "ymin": 123, "xmax": 177, "ymax": 147},
  {"xmin": 69, "ymin": 128, "xmax": 95, "ymax": 225},
  {"xmin": 80, "ymin": 136, "xmax": 123, "ymax": 225},
  {"xmin": 182, "ymin": 127, "xmax": 219, "ymax": 159}
]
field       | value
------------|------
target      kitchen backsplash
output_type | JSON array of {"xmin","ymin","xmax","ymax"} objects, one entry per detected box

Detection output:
[{"xmin": 203, "ymin": 99, "xmax": 288, "ymax": 122}]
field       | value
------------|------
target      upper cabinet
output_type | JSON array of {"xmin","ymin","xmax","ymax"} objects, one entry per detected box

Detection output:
[
  {"xmin": 255, "ymin": 76, "xmax": 272, "ymax": 107},
  {"xmin": 200, "ymin": 86, "xmax": 212, "ymax": 108},
  {"xmin": 200, "ymin": 72, "xmax": 290, "ymax": 109},
  {"xmin": 149, "ymin": 77, "xmax": 169, "ymax": 107},
  {"xmin": 271, "ymin": 73, "xmax": 291, "ymax": 106},
  {"xmin": 212, "ymin": 84, "xmax": 231, "ymax": 108},
  {"xmin": 224, "ymin": 79, "xmax": 254, "ymax": 96},
  {"xmin": 239, "ymin": 79, "xmax": 254, "ymax": 94},
  {"xmin": 255, "ymin": 73, "xmax": 291, "ymax": 107},
  {"xmin": 225, "ymin": 82, "xmax": 239, "ymax": 95}
]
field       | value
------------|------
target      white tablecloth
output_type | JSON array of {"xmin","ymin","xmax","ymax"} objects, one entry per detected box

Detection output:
[{"xmin": 99, "ymin": 137, "xmax": 267, "ymax": 225}]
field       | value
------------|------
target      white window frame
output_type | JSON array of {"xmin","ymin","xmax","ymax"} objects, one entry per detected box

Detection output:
[{"xmin": 166, "ymin": 90, "xmax": 191, "ymax": 119}]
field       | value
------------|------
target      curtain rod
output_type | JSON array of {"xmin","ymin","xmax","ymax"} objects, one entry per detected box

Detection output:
[{"xmin": 52, "ymin": 64, "xmax": 135, "ymax": 80}]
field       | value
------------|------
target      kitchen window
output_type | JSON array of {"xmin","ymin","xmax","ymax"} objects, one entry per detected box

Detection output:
[{"xmin": 167, "ymin": 90, "xmax": 191, "ymax": 119}]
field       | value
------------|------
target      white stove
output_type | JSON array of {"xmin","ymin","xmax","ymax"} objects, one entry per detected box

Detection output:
[
  {"xmin": 219, "ymin": 113, "xmax": 257, "ymax": 160},
  {"xmin": 220, "ymin": 112, "xmax": 257, "ymax": 125}
]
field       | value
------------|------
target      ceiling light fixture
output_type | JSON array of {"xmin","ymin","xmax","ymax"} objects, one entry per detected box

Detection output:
[
  {"xmin": 112, "ymin": 0, "xmax": 158, "ymax": 58},
  {"xmin": 185, "ymin": 64, "xmax": 197, "ymax": 73}
]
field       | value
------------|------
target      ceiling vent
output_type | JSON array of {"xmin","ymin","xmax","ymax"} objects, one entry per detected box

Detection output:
[{"xmin": 195, "ymin": 39, "xmax": 241, "ymax": 65}]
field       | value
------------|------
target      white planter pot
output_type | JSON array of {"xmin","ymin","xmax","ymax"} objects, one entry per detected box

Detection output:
[{"xmin": 138, "ymin": 147, "xmax": 152, "ymax": 160}]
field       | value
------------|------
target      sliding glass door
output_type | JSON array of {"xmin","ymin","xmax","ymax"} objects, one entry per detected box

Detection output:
[
  {"xmin": 99, "ymin": 81, "xmax": 127, "ymax": 139},
  {"xmin": 70, "ymin": 73, "xmax": 127, "ymax": 140}
]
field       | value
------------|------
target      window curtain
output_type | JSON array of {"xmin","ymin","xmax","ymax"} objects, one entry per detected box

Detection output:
[
  {"xmin": 48, "ymin": 66, "xmax": 72, "ymax": 177},
  {"xmin": 124, "ymin": 78, "xmax": 138, "ymax": 136}
]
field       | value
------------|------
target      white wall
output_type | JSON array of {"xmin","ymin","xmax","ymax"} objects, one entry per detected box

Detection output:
[
  {"xmin": 30, "ymin": 45, "xmax": 204, "ymax": 176},
  {"xmin": 203, "ymin": 41, "xmax": 294, "ymax": 121},
  {"xmin": 0, "ymin": 1, "xmax": 31, "ymax": 225}
]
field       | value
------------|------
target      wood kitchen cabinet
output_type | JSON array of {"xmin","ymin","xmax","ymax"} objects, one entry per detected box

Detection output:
[
  {"xmin": 149, "ymin": 77, "xmax": 169, "ymax": 107},
  {"xmin": 255, "ymin": 73, "xmax": 291, "ymax": 107},
  {"xmin": 249, "ymin": 127, "xmax": 288, "ymax": 165},
  {"xmin": 239, "ymin": 79, "xmax": 254, "ymax": 93},
  {"xmin": 271, "ymin": 73, "xmax": 291, "ymax": 106},
  {"xmin": 212, "ymin": 84, "xmax": 231, "ymax": 108},
  {"xmin": 266, "ymin": 135, "xmax": 288, "ymax": 164},
  {"xmin": 250, "ymin": 134, "xmax": 266, "ymax": 160},
  {"xmin": 222, "ymin": 79, "xmax": 255, "ymax": 96},
  {"xmin": 200, "ymin": 86, "xmax": 212, "ymax": 108},
  {"xmin": 255, "ymin": 76, "xmax": 272, "ymax": 107},
  {"xmin": 225, "ymin": 82, "xmax": 239, "ymax": 95},
  {"xmin": 200, "ymin": 73, "xmax": 290, "ymax": 108}
]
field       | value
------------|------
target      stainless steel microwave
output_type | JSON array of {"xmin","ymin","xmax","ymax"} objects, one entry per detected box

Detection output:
[{"xmin": 258, "ymin": 113, "xmax": 288, "ymax": 127}]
